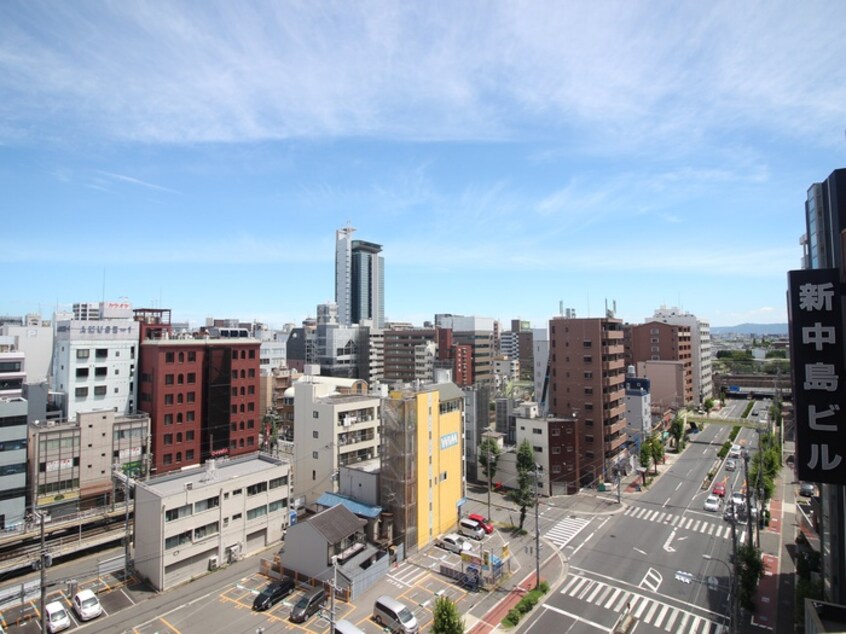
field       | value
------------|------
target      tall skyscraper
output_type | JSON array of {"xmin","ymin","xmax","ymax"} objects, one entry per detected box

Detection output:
[{"xmin": 334, "ymin": 227, "xmax": 384, "ymax": 328}]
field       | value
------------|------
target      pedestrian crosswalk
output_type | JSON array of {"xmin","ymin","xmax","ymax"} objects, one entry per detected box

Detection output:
[
  {"xmin": 559, "ymin": 574, "xmax": 726, "ymax": 633},
  {"xmin": 546, "ymin": 516, "xmax": 591, "ymax": 548},
  {"xmin": 623, "ymin": 506, "xmax": 733, "ymax": 539}
]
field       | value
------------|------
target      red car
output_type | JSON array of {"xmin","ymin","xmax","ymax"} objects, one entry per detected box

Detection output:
[
  {"xmin": 467, "ymin": 513, "xmax": 494, "ymax": 534},
  {"xmin": 712, "ymin": 482, "xmax": 726, "ymax": 498}
]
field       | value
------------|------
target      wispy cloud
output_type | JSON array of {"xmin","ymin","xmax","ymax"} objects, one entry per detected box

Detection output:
[
  {"xmin": 95, "ymin": 170, "xmax": 179, "ymax": 194},
  {"xmin": 0, "ymin": 2, "xmax": 843, "ymax": 150}
]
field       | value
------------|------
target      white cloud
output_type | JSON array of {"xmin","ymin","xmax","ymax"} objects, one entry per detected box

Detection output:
[{"xmin": 0, "ymin": 2, "xmax": 843, "ymax": 150}]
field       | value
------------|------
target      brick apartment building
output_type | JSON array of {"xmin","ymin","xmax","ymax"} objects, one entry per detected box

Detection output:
[{"xmin": 623, "ymin": 321, "xmax": 693, "ymax": 406}]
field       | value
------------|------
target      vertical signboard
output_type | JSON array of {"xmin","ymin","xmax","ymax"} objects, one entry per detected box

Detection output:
[{"xmin": 788, "ymin": 269, "xmax": 846, "ymax": 484}]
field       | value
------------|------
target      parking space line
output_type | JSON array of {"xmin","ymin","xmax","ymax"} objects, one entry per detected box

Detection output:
[{"xmin": 161, "ymin": 616, "xmax": 181, "ymax": 633}]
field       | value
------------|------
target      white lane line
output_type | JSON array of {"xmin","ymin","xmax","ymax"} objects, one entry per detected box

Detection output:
[
  {"xmin": 676, "ymin": 481, "xmax": 683, "ymax": 491},
  {"xmin": 540, "ymin": 604, "xmax": 611, "ymax": 632},
  {"xmin": 663, "ymin": 497, "xmax": 672, "ymax": 508},
  {"xmin": 633, "ymin": 547, "xmax": 647, "ymax": 556}
]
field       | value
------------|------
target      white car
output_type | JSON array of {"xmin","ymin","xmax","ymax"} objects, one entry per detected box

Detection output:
[
  {"xmin": 704, "ymin": 495, "xmax": 721, "ymax": 512},
  {"xmin": 731, "ymin": 492, "xmax": 746, "ymax": 509},
  {"xmin": 438, "ymin": 533, "xmax": 472, "ymax": 554},
  {"xmin": 728, "ymin": 444, "xmax": 742, "ymax": 459},
  {"xmin": 45, "ymin": 601, "xmax": 71, "ymax": 633},
  {"xmin": 73, "ymin": 588, "xmax": 103, "ymax": 621}
]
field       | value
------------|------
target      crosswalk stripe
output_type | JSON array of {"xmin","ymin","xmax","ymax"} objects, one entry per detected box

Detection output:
[
  {"xmin": 560, "ymin": 576, "xmax": 580, "ymax": 594},
  {"xmin": 634, "ymin": 597, "xmax": 648, "ymax": 619},
  {"xmin": 706, "ymin": 523, "xmax": 715, "ymax": 535},
  {"xmin": 586, "ymin": 583, "xmax": 604, "ymax": 603},
  {"xmin": 569, "ymin": 577, "xmax": 590, "ymax": 597},
  {"xmin": 577, "ymin": 579, "xmax": 595, "ymax": 600},
  {"xmin": 690, "ymin": 615, "xmax": 702, "ymax": 633},
  {"xmin": 653, "ymin": 604, "xmax": 669, "ymax": 628},
  {"xmin": 663, "ymin": 608, "xmax": 679, "ymax": 631},
  {"xmin": 612, "ymin": 590, "xmax": 629, "ymax": 612},
  {"xmin": 678, "ymin": 612, "xmax": 690, "ymax": 631},
  {"xmin": 605, "ymin": 588, "xmax": 622, "ymax": 610},
  {"xmin": 636, "ymin": 507, "xmax": 648, "ymax": 519},
  {"xmin": 596, "ymin": 585, "xmax": 613, "ymax": 606},
  {"xmin": 670, "ymin": 515, "xmax": 680, "ymax": 526}
]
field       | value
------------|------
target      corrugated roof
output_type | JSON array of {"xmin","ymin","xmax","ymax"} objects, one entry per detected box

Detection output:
[
  {"xmin": 315, "ymin": 492, "xmax": 382, "ymax": 519},
  {"xmin": 309, "ymin": 504, "xmax": 366, "ymax": 544}
]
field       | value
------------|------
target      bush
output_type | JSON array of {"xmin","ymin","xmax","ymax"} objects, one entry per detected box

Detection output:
[
  {"xmin": 503, "ymin": 608, "xmax": 521, "ymax": 627},
  {"xmin": 539, "ymin": 580, "xmax": 550, "ymax": 593},
  {"xmin": 717, "ymin": 442, "xmax": 731, "ymax": 459},
  {"xmin": 729, "ymin": 425, "xmax": 741, "ymax": 441}
]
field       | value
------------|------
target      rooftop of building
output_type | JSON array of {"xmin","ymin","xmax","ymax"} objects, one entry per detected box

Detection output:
[
  {"xmin": 140, "ymin": 337, "xmax": 261, "ymax": 346},
  {"xmin": 315, "ymin": 492, "xmax": 382, "ymax": 519},
  {"xmin": 389, "ymin": 381, "xmax": 464, "ymax": 402},
  {"xmin": 136, "ymin": 453, "xmax": 288, "ymax": 497},
  {"xmin": 341, "ymin": 457, "xmax": 380, "ymax": 473},
  {"xmin": 307, "ymin": 504, "xmax": 366, "ymax": 544}
]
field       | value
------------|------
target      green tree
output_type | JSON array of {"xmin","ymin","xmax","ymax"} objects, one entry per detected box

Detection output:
[
  {"xmin": 432, "ymin": 595, "xmax": 465, "ymax": 634},
  {"xmin": 639, "ymin": 441, "xmax": 652, "ymax": 477},
  {"xmin": 512, "ymin": 439, "xmax": 537, "ymax": 530},
  {"xmin": 737, "ymin": 544, "xmax": 764, "ymax": 610},
  {"xmin": 478, "ymin": 438, "xmax": 501, "ymax": 487},
  {"xmin": 650, "ymin": 436, "xmax": 665, "ymax": 473},
  {"xmin": 703, "ymin": 398, "xmax": 715, "ymax": 415},
  {"xmin": 669, "ymin": 416, "xmax": 684, "ymax": 449}
]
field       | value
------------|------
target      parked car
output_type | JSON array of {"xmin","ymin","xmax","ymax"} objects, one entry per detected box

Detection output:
[
  {"xmin": 712, "ymin": 482, "xmax": 726, "ymax": 498},
  {"xmin": 44, "ymin": 601, "xmax": 71, "ymax": 633},
  {"xmin": 725, "ymin": 459, "xmax": 736, "ymax": 472},
  {"xmin": 800, "ymin": 482, "xmax": 817, "ymax": 497},
  {"xmin": 252, "ymin": 577, "xmax": 296, "ymax": 611},
  {"xmin": 289, "ymin": 587, "xmax": 325, "ymax": 623},
  {"xmin": 467, "ymin": 513, "xmax": 494, "ymax": 534},
  {"xmin": 704, "ymin": 495, "xmax": 721, "ymax": 512},
  {"xmin": 437, "ymin": 533, "xmax": 472, "ymax": 554},
  {"xmin": 72, "ymin": 589, "xmax": 102, "ymax": 621}
]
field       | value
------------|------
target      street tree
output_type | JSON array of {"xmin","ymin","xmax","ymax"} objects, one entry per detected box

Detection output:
[
  {"xmin": 703, "ymin": 398, "xmax": 715, "ymax": 415},
  {"xmin": 432, "ymin": 595, "xmax": 465, "ymax": 634},
  {"xmin": 669, "ymin": 416, "xmax": 684, "ymax": 449},
  {"xmin": 478, "ymin": 438, "xmax": 501, "ymax": 488},
  {"xmin": 650, "ymin": 436, "xmax": 665, "ymax": 473},
  {"xmin": 639, "ymin": 441, "xmax": 653, "ymax": 477},
  {"xmin": 512, "ymin": 439, "xmax": 537, "ymax": 530}
]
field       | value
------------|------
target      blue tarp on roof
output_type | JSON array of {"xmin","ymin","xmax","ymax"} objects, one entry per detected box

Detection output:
[{"xmin": 316, "ymin": 492, "xmax": 382, "ymax": 519}]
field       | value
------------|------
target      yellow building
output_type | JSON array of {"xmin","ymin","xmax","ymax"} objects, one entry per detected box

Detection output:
[{"xmin": 382, "ymin": 382, "xmax": 464, "ymax": 553}]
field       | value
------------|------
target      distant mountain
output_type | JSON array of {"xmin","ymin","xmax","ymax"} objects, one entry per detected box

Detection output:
[{"xmin": 711, "ymin": 323, "xmax": 788, "ymax": 336}]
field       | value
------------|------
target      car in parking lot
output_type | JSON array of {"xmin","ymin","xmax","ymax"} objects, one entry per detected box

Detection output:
[
  {"xmin": 725, "ymin": 458, "xmax": 736, "ymax": 471},
  {"xmin": 704, "ymin": 495, "xmax": 721, "ymax": 512},
  {"xmin": 72, "ymin": 589, "xmax": 102, "ymax": 621},
  {"xmin": 467, "ymin": 513, "xmax": 494, "ymax": 534},
  {"xmin": 437, "ymin": 533, "xmax": 473, "ymax": 554},
  {"xmin": 252, "ymin": 577, "xmax": 296, "ymax": 611},
  {"xmin": 289, "ymin": 587, "xmax": 325, "ymax": 623},
  {"xmin": 45, "ymin": 601, "xmax": 71, "ymax": 633},
  {"xmin": 800, "ymin": 482, "xmax": 817, "ymax": 497},
  {"xmin": 712, "ymin": 482, "xmax": 726, "ymax": 497}
]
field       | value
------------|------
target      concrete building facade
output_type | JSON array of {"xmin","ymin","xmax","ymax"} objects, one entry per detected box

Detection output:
[
  {"xmin": 650, "ymin": 306, "xmax": 713, "ymax": 404},
  {"xmin": 624, "ymin": 321, "xmax": 693, "ymax": 406},
  {"xmin": 134, "ymin": 454, "xmax": 290, "ymax": 591},
  {"xmin": 0, "ymin": 396, "xmax": 28, "ymax": 529}
]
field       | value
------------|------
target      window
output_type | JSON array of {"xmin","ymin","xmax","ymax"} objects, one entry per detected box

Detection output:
[
  {"xmin": 94, "ymin": 385, "xmax": 107, "ymax": 396},
  {"xmin": 186, "ymin": 411, "xmax": 195, "ymax": 422},
  {"xmin": 195, "ymin": 496, "xmax": 219, "ymax": 513},
  {"xmin": 178, "ymin": 352, "xmax": 184, "ymax": 363},
  {"xmin": 269, "ymin": 476, "xmax": 288, "ymax": 489},
  {"xmin": 232, "ymin": 512, "xmax": 242, "ymax": 521},
  {"xmin": 551, "ymin": 428, "xmax": 560, "ymax": 436},
  {"xmin": 248, "ymin": 368, "xmax": 255, "ymax": 378},
  {"xmin": 248, "ymin": 385, "xmax": 255, "ymax": 395},
  {"xmin": 231, "ymin": 387, "xmax": 238, "ymax": 397},
  {"xmin": 585, "ymin": 435, "xmax": 594, "ymax": 444},
  {"xmin": 95, "ymin": 348, "xmax": 108, "ymax": 359},
  {"xmin": 164, "ymin": 434, "xmax": 173, "ymax": 445},
  {"xmin": 76, "ymin": 368, "xmax": 89, "ymax": 378},
  {"xmin": 533, "ymin": 446, "xmax": 543, "ymax": 452},
  {"xmin": 533, "ymin": 428, "xmax": 542, "ymax": 435},
  {"xmin": 247, "ymin": 481, "xmax": 268, "ymax": 496},
  {"xmin": 177, "ymin": 413, "xmax": 183, "ymax": 424},
  {"xmin": 231, "ymin": 423, "xmax": 237, "ymax": 432},
  {"xmin": 186, "ymin": 430, "xmax": 195, "ymax": 441},
  {"xmin": 165, "ymin": 374, "xmax": 174, "ymax": 385},
  {"xmin": 194, "ymin": 521, "xmax": 219, "ymax": 540},
  {"xmin": 312, "ymin": 451, "xmax": 318, "ymax": 459},
  {"xmin": 177, "ymin": 393, "xmax": 183, "ymax": 404},
  {"xmin": 583, "ymin": 356, "xmax": 592, "ymax": 363},
  {"xmin": 312, "ymin": 430, "xmax": 319, "ymax": 439},
  {"xmin": 95, "ymin": 366, "xmax": 107, "ymax": 377},
  {"xmin": 247, "ymin": 403, "xmax": 254, "ymax": 412},
  {"xmin": 76, "ymin": 349, "xmax": 90, "ymax": 360},
  {"xmin": 240, "ymin": 350, "xmax": 246, "ymax": 360},
  {"xmin": 178, "ymin": 374, "xmax": 184, "ymax": 385},
  {"xmin": 239, "ymin": 421, "xmax": 245, "ymax": 430},
  {"xmin": 187, "ymin": 392, "xmax": 195, "ymax": 403},
  {"xmin": 163, "ymin": 453, "xmax": 173, "ymax": 465},
  {"xmin": 247, "ymin": 419, "xmax": 254, "ymax": 428},
  {"xmin": 165, "ymin": 530, "xmax": 192, "ymax": 550},
  {"xmin": 187, "ymin": 373, "xmax": 196, "ymax": 383},
  {"xmin": 165, "ymin": 352, "xmax": 175, "ymax": 363},
  {"xmin": 188, "ymin": 351, "xmax": 196, "ymax": 362},
  {"xmin": 186, "ymin": 449, "xmax": 194, "ymax": 460},
  {"xmin": 165, "ymin": 504, "xmax": 192, "ymax": 522},
  {"xmin": 584, "ymin": 387, "xmax": 593, "ymax": 395},
  {"xmin": 584, "ymin": 371, "xmax": 593, "ymax": 379},
  {"xmin": 269, "ymin": 498, "xmax": 288, "ymax": 513},
  {"xmin": 247, "ymin": 505, "xmax": 267, "ymax": 520},
  {"xmin": 312, "ymin": 411, "xmax": 319, "ymax": 419},
  {"xmin": 552, "ymin": 465, "xmax": 562, "ymax": 474},
  {"xmin": 552, "ymin": 446, "xmax": 561, "ymax": 454},
  {"xmin": 239, "ymin": 438, "xmax": 245, "ymax": 447},
  {"xmin": 75, "ymin": 387, "xmax": 88, "ymax": 398},
  {"xmin": 164, "ymin": 414, "xmax": 173, "ymax": 426},
  {"xmin": 247, "ymin": 437, "xmax": 254, "ymax": 446},
  {"xmin": 164, "ymin": 394, "xmax": 174, "ymax": 405},
  {"xmin": 176, "ymin": 432, "xmax": 183, "ymax": 443}
]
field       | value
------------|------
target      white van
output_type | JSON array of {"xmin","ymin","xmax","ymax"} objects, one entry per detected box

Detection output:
[
  {"xmin": 459, "ymin": 517, "xmax": 485, "ymax": 540},
  {"xmin": 334, "ymin": 619, "xmax": 366, "ymax": 634},
  {"xmin": 373, "ymin": 595, "xmax": 419, "ymax": 634}
]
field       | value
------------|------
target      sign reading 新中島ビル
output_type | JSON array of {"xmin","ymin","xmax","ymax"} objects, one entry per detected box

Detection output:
[{"xmin": 788, "ymin": 269, "xmax": 846, "ymax": 484}]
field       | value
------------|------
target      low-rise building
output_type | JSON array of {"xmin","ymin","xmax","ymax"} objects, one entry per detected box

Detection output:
[{"xmin": 134, "ymin": 453, "xmax": 291, "ymax": 591}]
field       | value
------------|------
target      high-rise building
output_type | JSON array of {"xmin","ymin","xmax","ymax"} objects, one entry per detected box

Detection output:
[
  {"xmin": 624, "ymin": 321, "xmax": 693, "ymax": 406},
  {"xmin": 434, "ymin": 315, "xmax": 496, "ymax": 384},
  {"xmin": 794, "ymin": 168, "xmax": 846, "ymax": 604},
  {"xmin": 547, "ymin": 316, "xmax": 627, "ymax": 484},
  {"xmin": 649, "ymin": 306, "xmax": 713, "ymax": 405},
  {"xmin": 334, "ymin": 227, "xmax": 384, "ymax": 328}
]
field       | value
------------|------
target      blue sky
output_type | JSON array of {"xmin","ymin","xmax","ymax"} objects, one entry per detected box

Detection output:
[{"xmin": 2, "ymin": 2, "xmax": 845, "ymax": 329}]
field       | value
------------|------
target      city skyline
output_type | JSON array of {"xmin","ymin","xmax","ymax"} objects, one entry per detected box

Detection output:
[{"xmin": 3, "ymin": 2, "xmax": 846, "ymax": 328}]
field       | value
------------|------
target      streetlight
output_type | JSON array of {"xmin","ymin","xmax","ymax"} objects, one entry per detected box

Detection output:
[{"xmin": 702, "ymin": 554, "xmax": 734, "ymax": 634}]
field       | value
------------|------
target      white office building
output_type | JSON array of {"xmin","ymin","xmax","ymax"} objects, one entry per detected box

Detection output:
[
  {"xmin": 52, "ymin": 303, "xmax": 139, "ymax": 421},
  {"xmin": 134, "ymin": 453, "xmax": 291, "ymax": 591},
  {"xmin": 649, "ymin": 306, "xmax": 713, "ymax": 404}
]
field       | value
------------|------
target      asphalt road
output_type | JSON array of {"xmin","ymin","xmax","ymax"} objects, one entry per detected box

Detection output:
[{"xmin": 521, "ymin": 408, "xmax": 768, "ymax": 634}]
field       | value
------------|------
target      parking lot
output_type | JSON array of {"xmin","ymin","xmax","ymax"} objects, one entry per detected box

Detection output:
[{"xmin": 1, "ymin": 529, "xmax": 500, "ymax": 633}]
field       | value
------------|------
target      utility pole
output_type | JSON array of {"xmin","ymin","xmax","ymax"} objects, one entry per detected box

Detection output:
[
  {"xmin": 487, "ymin": 444, "xmax": 492, "ymax": 522},
  {"xmin": 38, "ymin": 511, "xmax": 49, "ymax": 633},
  {"xmin": 329, "ymin": 555, "xmax": 338, "ymax": 632},
  {"xmin": 124, "ymin": 477, "xmax": 131, "ymax": 569},
  {"xmin": 534, "ymin": 463, "xmax": 541, "ymax": 589},
  {"xmin": 743, "ymin": 450, "xmax": 754, "ymax": 548},
  {"xmin": 616, "ymin": 466, "xmax": 621, "ymax": 504},
  {"xmin": 730, "ymin": 490, "xmax": 739, "ymax": 633}
]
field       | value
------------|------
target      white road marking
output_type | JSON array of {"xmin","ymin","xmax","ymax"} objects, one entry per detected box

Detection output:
[
  {"xmin": 663, "ymin": 497, "xmax": 672, "ymax": 508},
  {"xmin": 540, "ymin": 604, "xmax": 611, "ymax": 632},
  {"xmin": 633, "ymin": 547, "xmax": 647, "ymax": 556},
  {"xmin": 676, "ymin": 482, "xmax": 683, "ymax": 491}
]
